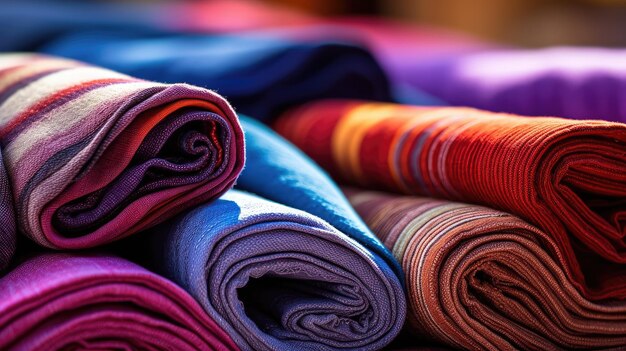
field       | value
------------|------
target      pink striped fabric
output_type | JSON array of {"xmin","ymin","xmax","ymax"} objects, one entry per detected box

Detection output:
[{"xmin": 0, "ymin": 54, "xmax": 244, "ymax": 249}]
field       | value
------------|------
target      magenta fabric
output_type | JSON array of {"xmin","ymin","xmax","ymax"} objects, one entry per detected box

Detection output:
[{"xmin": 0, "ymin": 253, "xmax": 238, "ymax": 350}]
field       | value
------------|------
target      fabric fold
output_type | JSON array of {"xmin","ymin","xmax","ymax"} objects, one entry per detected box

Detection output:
[
  {"xmin": 0, "ymin": 253, "xmax": 238, "ymax": 350},
  {"xmin": 0, "ymin": 147, "xmax": 16, "ymax": 272},
  {"xmin": 145, "ymin": 189, "xmax": 405, "ymax": 351},
  {"xmin": 0, "ymin": 54, "xmax": 244, "ymax": 249},
  {"xmin": 42, "ymin": 32, "xmax": 393, "ymax": 121},
  {"xmin": 347, "ymin": 189, "xmax": 626, "ymax": 350},
  {"xmin": 235, "ymin": 116, "xmax": 403, "ymax": 280},
  {"xmin": 274, "ymin": 100, "xmax": 626, "ymax": 300}
]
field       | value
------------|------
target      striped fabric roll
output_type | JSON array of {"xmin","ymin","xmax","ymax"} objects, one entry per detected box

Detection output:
[
  {"xmin": 0, "ymin": 254, "xmax": 238, "ymax": 350},
  {"xmin": 0, "ymin": 147, "xmax": 16, "ymax": 272},
  {"xmin": 0, "ymin": 54, "xmax": 244, "ymax": 249},
  {"xmin": 145, "ymin": 190, "xmax": 406, "ymax": 351},
  {"xmin": 347, "ymin": 189, "xmax": 626, "ymax": 350},
  {"xmin": 274, "ymin": 100, "xmax": 626, "ymax": 300}
]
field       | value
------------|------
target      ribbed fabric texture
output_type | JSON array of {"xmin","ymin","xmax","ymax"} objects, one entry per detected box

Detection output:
[
  {"xmin": 145, "ymin": 189, "xmax": 406, "ymax": 351},
  {"xmin": 42, "ymin": 32, "xmax": 393, "ymax": 121},
  {"xmin": 0, "ymin": 54, "xmax": 244, "ymax": 249},
  {"xmin": 347, "ymin": 189, "xmax": 626, "ymax": 350},
  {"xmin": 0, "ymin": 253, "xmax": 238, "ymax": 350},
  {"xmin": 236, "ymin": 116, "xmax": 403, "ymax": 281},
  {"xmin": 403, "ymin": 47, "xmax": 626, "ymax": 122},
  {"xmin": 274, "ymin": 100, "xmax": 626, "ymax": 300},
  {"xmin": 0, "ymin": 146, "xmax": 16, "ymax": 272}
]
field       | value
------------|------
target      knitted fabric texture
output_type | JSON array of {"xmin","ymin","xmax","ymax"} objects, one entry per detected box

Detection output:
[
  {"xmin": 347, "ymin": 189, "xmax": 626, "ymax": 350},
  {"xmin": 0, "ymin": 146, "xmax": 16, "ymax": 272},
  {"xmin": 274, "ymin": 100, "xmax": 626, "ymax": 300},
  {"xmin": 0, "ymin": 254, "xmax": 238, "ymax": 350},
  {"xmin": 145, "ymin": 190, "xmax": 406, "ymax": 351},
  {"xmin": 0, "ymin": 54, "xmax": 244, "ymax": 249}
]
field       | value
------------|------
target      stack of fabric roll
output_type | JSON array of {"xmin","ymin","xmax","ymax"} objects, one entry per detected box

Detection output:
[{"xmin": 0, "ymin": 1, "xmax": 625, "ymax": 350}]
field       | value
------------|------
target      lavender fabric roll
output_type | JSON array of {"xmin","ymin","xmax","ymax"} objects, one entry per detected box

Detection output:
[
  {"xmin": 407, "ymin": 47, "xmax": 626, "ymax": 121},
  {"xmin": 0, "ymin": 253, "xmax": 238, "ymax": 350},
  {"xmin": 146, "ymin": 190, "xmax": 406, "ymax": 351},
  {"xmin": 0, "ymin": 147, "xmax": 16, "ymax": 272}
]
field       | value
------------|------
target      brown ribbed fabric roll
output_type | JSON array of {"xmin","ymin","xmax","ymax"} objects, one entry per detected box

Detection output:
[{"xmin": 346, "ymin": 189, "xmax": 626, "ymax": 350}]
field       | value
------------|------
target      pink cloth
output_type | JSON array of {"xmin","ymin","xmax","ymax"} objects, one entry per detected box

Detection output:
[{"xmin": 0, "ymin": 253, "xmax": 238, "ymax": 351}]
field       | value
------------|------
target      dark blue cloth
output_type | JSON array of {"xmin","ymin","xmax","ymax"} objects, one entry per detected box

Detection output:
[
  {"xmin": 0, "ymin": 1, "xmax": 163, "ymax": 52},
  {"xmin": 235, "ymin": 116, "xmax": 404, "ymax": 282},
  {"xmin": 42, "ymin": 31, "xmax": 393, "ymax": 120}
]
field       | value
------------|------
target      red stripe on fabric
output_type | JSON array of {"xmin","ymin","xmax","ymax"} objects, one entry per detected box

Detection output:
[{"xmin": 0, "ymin": 78, "xmax": 133, "ymax": 139}]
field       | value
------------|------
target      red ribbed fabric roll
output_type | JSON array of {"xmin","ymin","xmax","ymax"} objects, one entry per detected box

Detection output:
[{"xmin": 274, "ymin": 100, "xmax": 626, "ymax": 301}]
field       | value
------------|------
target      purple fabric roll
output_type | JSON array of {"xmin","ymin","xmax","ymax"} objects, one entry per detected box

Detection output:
[
  {"xmin": 0, "ymin": 147, "xmax": 16, "ymax": 272},
  {"xmin": 0, "ymin": 253, "xmax": 238, "ymax": 350},
  {"xmin": 146, "ymin": 189, "xmax": 406, "ymax": 351},
  {"xmin": 407, "ymin": 47, "xmax": 626, "ymax": 121}
]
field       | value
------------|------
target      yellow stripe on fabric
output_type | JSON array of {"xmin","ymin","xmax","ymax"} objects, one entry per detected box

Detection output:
[{"xmin": 332, "ymin": 104, "xmax": 397, "ymax": 183}]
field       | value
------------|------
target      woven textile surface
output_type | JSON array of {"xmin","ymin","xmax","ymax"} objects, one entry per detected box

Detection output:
[
  {"xmin": 144, "ymin": 189, "xmax": 406, "ymax": 351},
  {"xmin": 348, "ymin": 189, "xmax": 626, "ymax": 350},
  {"xmin": 0, "ymin": 253, "xmax": 238, "ymax": 350},
  {"xmin": 0, "ymin": 54, "xmax": 244, "ymax": 249}
]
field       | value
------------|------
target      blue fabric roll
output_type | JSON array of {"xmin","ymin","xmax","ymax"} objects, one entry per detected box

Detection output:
[{"xmin": 236, "ymin": 116, "xmax": 404, "ymax": 282}]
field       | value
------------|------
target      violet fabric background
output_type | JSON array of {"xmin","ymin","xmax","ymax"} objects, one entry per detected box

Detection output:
[
  {"xmin": 145, "ymin": 190, "xmax": 406, "ymax": 351},
  {"xmin": 0, "ymin": 253, "xmax": 238, "ymax": 350},
  {"xmin": 405, "ymin": 47, "xmax": 626, "ymax": 122}
]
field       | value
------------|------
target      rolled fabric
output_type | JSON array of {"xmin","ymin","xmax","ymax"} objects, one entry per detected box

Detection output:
[
  {"xmin": 0, "ymin": 147, "xmax": 16, "ymax": 272},
  {"xmin": 274, "ymin": 100, "xmax": 626, "ymax": 300},
  {"xmin": 347, "ymin": 189, "xmax": 626, "ymax": 350},
  {"xmin": 41, "ymin": 32, "xmax": 393, "ymax": 121},
  {"xmin": 404, "ymin": 47, "xmax": 626, "ymax": 122},
  {"xmin": 0, "ymin": 253, "xmax": 238, "ymax": 350},
  {"xmin": 0, "ymin": 54, "xmax": 244, "ymax": 249},
  {"xmin": 145, "ymin": 189, "xmax": 406, "ymax": 351},
  {"xmin": 235, "ymin": 116, "xmax": 403, "ymax": 280}
]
